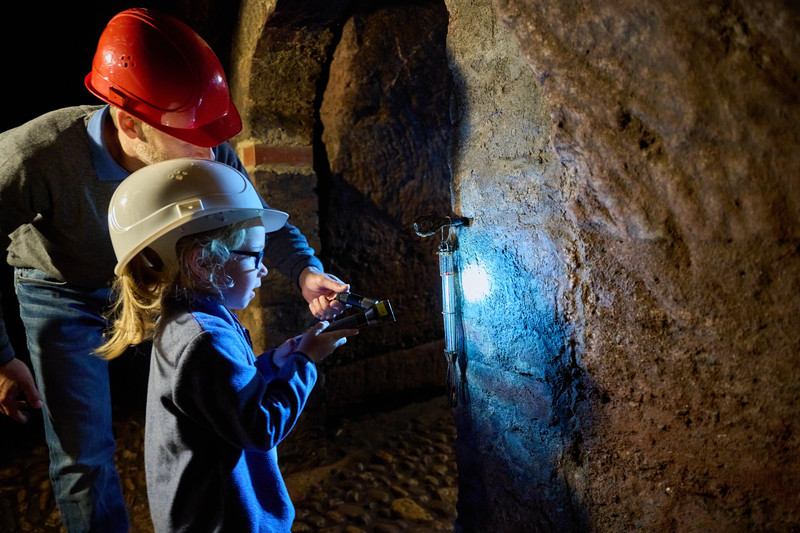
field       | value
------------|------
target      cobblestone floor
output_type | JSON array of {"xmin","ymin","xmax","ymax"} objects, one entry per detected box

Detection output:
[{"xmin": 0, "ymin": 395, "xmax": 457, "ymax": 532}]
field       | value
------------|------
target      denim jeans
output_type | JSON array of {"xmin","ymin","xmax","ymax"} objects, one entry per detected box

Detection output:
[{"xmin": 14, "ymin": 268, "xmax": 130, "ymax": 533}]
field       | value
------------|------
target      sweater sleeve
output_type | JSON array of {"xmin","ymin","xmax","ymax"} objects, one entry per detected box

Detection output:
[
  {"xmin": 170, "ymin": 328, "xmax": 318, "ymax": 451},
  {"xmin": 0, "ymin": 112, "xmax": 58, "ymax": 366},
  {"xmin": 214, "ymin": 144, "xmax": 324, "ymax": 286}
]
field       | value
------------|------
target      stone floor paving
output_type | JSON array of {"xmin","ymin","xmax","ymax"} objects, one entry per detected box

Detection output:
[{"xmin": 0, "ymin": 395, "xmax": 457, "ymax": 532}]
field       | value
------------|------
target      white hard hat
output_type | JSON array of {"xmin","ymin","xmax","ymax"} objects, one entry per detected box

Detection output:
[{"xmin": 108, "ymin": 158, "xmax": 288, "ymax": 275}]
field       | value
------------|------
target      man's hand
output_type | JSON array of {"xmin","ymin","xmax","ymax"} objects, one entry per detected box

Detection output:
[
  {"xmin": 298, "ymin": 266, "xmax": 349, "ymax": 320},
  {"xmin": 0, "ymin": 358, "xmax": 43, "ymax": 424}
]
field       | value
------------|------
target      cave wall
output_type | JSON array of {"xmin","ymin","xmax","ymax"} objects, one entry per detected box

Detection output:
[
  {"xmin": 317, "ymin": 1, "xmax": 455, "ymax": 409},
  {"xmin": 1, "ymin": 0, "xmax": 797, "ymax": 531},
  {"xmin": 229, "ymin": 0, "xmax": 454, "ymax": 424},
  {"xmin": 446, "ymin": 0, "xmax": 800, "ymax": 531},
  {"xmin": 446, "ymin": 0, "xmax": 586, "ymax": 529},
  {"xmin": 198, "ymin": 0, "xmax": 798, "ymax": 529}
]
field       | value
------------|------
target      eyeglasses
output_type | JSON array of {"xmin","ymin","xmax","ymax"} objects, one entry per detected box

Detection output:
[{"xmin": 230, "ymin": 249, "xmax": 264, "ymax": 267}]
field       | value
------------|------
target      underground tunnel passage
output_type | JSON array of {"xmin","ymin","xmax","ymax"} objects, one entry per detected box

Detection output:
[{"xmin": 1, "ymin": 0, "xmax": 800, "ymax": 532}]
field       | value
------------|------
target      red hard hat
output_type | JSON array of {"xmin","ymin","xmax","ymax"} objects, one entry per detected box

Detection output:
[{"xmin": 84, "ymin": 8, "xmax": 242, "ymax": 148}]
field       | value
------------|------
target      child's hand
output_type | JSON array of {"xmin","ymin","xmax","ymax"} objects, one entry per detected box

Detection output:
[
  {"xmin": 271, "ymin": 335, "xmax": 302, "ymax": 368},
  {"xmin": 296, "ymin": 322, "xmax": 358, "ymax": 363}
]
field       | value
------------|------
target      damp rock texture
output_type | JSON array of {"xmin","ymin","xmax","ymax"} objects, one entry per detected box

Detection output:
[
  {"xmin": 228, "ymin": 0, "xmax": 455, "ymax": 464},
  {"xmin": 230, "ymin": 0, "xmax": 454, "ymax": 416},
  {"xmin": 446, "ymin": 0, "xmax": 800, "ymax": 531},
  {"xmin": 317, "ymin": 1, "xmax": 454, "ymax": 408}
]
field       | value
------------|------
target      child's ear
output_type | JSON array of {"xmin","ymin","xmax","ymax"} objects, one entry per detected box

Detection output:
[{"xmin": 186, "ymin": 248, "xmax": 209, "ymax": 279}]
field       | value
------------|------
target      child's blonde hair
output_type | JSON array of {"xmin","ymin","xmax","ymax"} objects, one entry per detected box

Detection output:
[{"xmin": 96, "ymin": 220, "xmax": 250, "ymax": 360}]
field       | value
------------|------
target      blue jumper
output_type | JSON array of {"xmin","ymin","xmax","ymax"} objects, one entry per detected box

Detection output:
[{"xmin": 146, "ymin": 297, "xmax": 317, "ymax": 532}]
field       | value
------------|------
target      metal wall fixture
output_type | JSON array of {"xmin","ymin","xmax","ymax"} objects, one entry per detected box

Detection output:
[{"xmin": 414, "ymin": 215, "xmax": 471, "ymax": 407}]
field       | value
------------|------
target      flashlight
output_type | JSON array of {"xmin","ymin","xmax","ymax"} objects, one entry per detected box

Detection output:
[
  {"xmin": 332, "ymin": 292, "xmax": 378, "ymax": 309},
  {"xmin": 326, "ymin": 292, "xmax": 396, "ymax": 331}
]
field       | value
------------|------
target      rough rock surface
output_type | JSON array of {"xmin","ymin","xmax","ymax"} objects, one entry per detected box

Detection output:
[
  {"xmin": 4, "ymin": 1, "xmax": 799, "ymax": 532},
  {"xmin": 317, "ymin": 1, "xmax": 454, "ymax": 378},
  {"xmin": 230, "ymin": 0, "xmax": 455, "ymax": 414},
  {"xmin": 446, "ymin": 0, "xmax": 800, "ymax": 531}
]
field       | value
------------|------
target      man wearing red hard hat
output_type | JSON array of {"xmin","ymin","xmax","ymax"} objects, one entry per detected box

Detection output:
[{"xmin": 0, "ymin": 8, "xmax": 347, "ymax": 532}]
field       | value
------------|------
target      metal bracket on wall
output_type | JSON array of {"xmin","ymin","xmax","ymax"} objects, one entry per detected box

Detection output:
[{"xmin": 414, "ymin": 215, "xmax": 471, "ymax": 407}]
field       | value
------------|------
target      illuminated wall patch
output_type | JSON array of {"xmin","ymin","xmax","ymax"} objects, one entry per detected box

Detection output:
[{"xmin": 461, "ymin": 262, "xmax": 490, "ymax": 303}]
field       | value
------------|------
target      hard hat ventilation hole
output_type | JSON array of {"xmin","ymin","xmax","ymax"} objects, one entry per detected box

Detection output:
[
  {"xmin": 168, "ymin": 170, "xmax": 189, "ymax": 181},
  {"xmin": 119, "ymin": 55, "xmax": 135, "ymax": 68}
]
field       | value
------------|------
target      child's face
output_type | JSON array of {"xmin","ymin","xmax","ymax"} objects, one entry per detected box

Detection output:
[{"xmin": 221, "ymin": 223, "xmax": 267, "ymax": 310}]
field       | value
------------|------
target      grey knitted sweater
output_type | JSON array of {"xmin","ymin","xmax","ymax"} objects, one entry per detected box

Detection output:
[{"xmin": 0, "ymin": 105, "xmax": 322, "ymax": 364}]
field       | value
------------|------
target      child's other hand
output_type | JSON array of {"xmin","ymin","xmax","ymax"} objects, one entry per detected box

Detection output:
[
  {"xmin": 297, "ymin": 322, "xmax": 358, "ymax": 363},
  {"xmin": 272, "ymin": 336, "xmax": 301, "ymax": 368}
]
